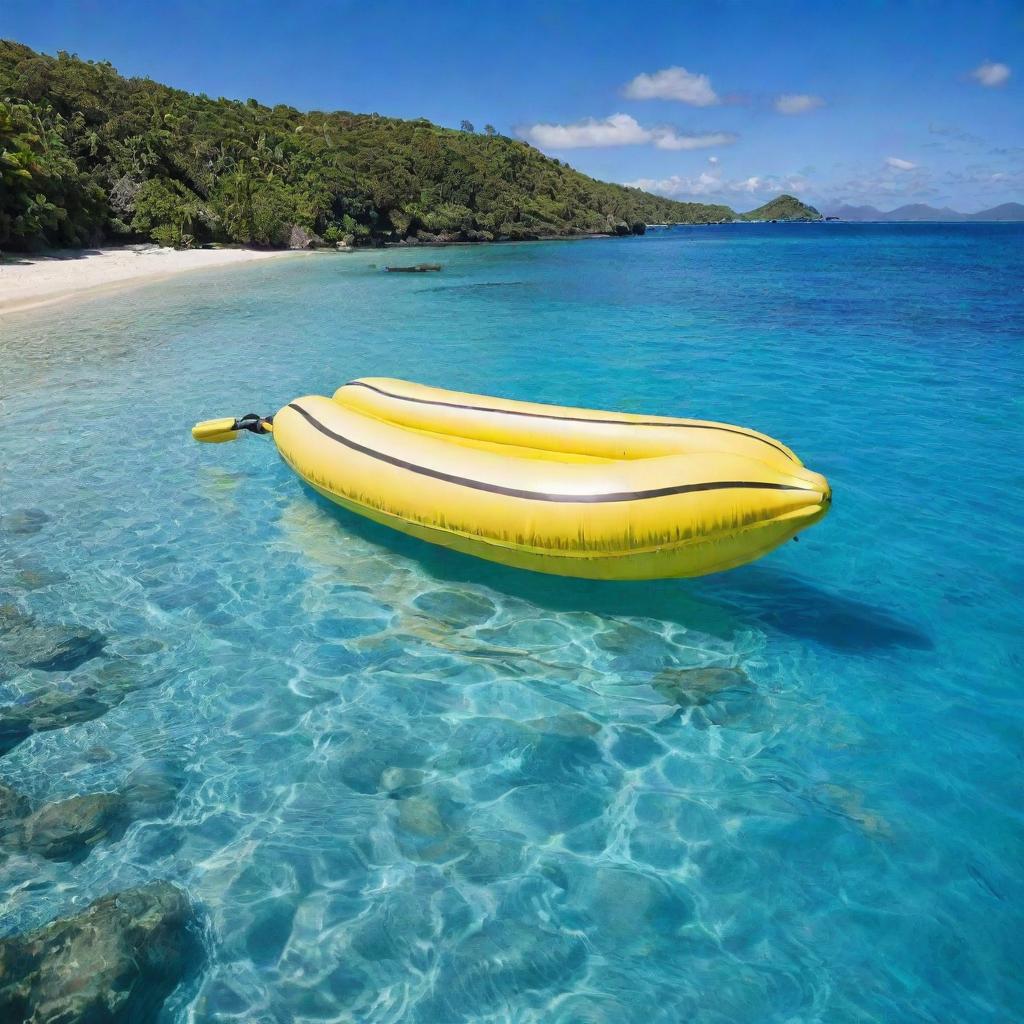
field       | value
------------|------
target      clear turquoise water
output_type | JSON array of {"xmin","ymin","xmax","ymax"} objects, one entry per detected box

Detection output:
[{"xmin": 1, "ymin": 224, "xmax": 1022, "ymax": 1022}]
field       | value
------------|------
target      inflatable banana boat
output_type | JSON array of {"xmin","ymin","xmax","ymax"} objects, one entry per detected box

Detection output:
[{"xmin": 193, "ymin": 378, "xmax": 830, "ymax": 580}]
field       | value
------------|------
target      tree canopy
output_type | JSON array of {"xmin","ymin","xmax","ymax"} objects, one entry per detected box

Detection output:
[{"xmin": 0, "ymin": 40, "xmax": 813, "ymax": 251}]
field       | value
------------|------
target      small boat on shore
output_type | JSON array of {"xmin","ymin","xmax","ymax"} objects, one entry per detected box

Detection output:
[
  {"xmin": 192, "ymin": 379, "xmax": 830, "ymax": 579},
  {"xmin": 385, "ymin": 264, "xmax": 442, "ymax": 273}
]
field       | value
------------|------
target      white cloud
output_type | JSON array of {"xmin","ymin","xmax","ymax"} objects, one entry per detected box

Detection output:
[
  {"xmin": 521, "ymin": 113, "xmax": 650, "ymax": 148},
  {"xmin": 627, "ymin": 173, "xmax": 725, "ymax": 197},
  {"xmin": 626, "ymin": 171, "xmax": 809, "ymax": 200},
  {"xmin": 623, "ymin": 66, "xmax": 719, "ymax": 106},
  {"xmin": 651, "ymin": 128, "xmax": 737, "ymax": 151},
  {"xmin": 708, "ymin": 155, "xmax": 719, "ymax": 165},
  {"xmin": 886, "ymin": 157, "xmax": 917, "ymax": 171},
  {"xmin": 970, "ymin": 61, "xmax": 1011, "ymax": 87},
  {"xmin": 775, "ymin": 93, "xmax": 825, "ymax": 114},
  {"xmin": 519, "ymin": 114, "xmax": 736, "ymax": 151}
]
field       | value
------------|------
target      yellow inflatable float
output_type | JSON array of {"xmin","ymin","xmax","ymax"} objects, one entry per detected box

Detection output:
[{"xmin": 193, "ymin": 378, "xmax": 830, "ymax": 580}]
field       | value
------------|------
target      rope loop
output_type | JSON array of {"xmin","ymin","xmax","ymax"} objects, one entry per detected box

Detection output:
[{"xmin": 234, "ymin": 413, "xmax": 273, "ymax": 435}]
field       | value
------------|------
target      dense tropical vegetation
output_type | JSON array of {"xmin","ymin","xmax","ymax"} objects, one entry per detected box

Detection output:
[{"xmin": 0, "ymin": 41, "xmax": 818, "ymax": 251}]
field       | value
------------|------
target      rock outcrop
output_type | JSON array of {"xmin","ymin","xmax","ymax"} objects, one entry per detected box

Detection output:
[
  {"xmin": 0, "ymin": 603, "xmax": 154, "ymax": 756},
  {"xmin": 287, "ymin": 224, "xmax": 323, "ymax": 249},
  {"xmin": 0, "ymin": 881, "xmax": 202, "ymax": 1024}
]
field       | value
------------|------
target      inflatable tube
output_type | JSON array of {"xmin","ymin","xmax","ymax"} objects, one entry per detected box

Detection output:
[{"xmin": 194, "ymin": 378, "xmax": 830, "ymax": 580}]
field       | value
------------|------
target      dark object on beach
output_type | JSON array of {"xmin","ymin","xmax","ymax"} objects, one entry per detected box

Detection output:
[
  {"xmin": 385, "ymin": 263, "xmax": 442, "ymax": 273},
  {"xmin": 0, "ymin": 881, "xmax": 202, "ymax": 1024}
]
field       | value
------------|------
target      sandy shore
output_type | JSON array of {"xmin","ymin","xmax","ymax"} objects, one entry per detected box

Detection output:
[{"xmin": 0, "ymin": 245, "xmax": 302, "ymax": 315}]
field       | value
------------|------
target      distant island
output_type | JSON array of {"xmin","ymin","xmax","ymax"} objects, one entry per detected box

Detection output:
[
  {"xmin": 0, "ymin": 41, "xmax": 821, "ymax": 252},
  {"xmin": 644, "ymin": 195, "xmax": 822, "ymax": 226},
  {"xmin": 825, "ymin": 202, "xmax": 1024, "ymax": 222},
  {"xmin": 739, "ymin": 195, "xmax": 822, "ymax": 222}
]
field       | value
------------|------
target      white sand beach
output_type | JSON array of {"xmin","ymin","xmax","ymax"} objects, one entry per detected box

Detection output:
[{"xmin": 0, "ymin": 245, "xmax": 301, "ymax": 315}]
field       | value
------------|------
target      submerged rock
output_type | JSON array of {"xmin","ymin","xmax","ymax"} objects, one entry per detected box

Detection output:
[
  {"xmin": 337, "ymin": 736, "xmax": 424, "ymax": 795},
  {"xmin": 524, "ymin": 712, "xmax": 601, "ymax": 738},
  {"xmin": 583, "ymin": 865, "xmax": 694, "ymax": 943},
  {"xmin": 394, "ymin": 792, "xmax": 468, "ymax": 863},
  {"xmin": 0, "ymin": 780, "xmax": 30, "ymax": 826},
  {"xmin": 0, "ymin": 653, "xmax": 152, "ymax": 757},
  {"xmin": 592, "ymin": 620, "xmax": 678, "ymax": 670},
  {"xmin": 14, "ymin": 792, "xmax": 129, "ymax": 862},
  {"xmin": 411, "ymin": 587, "xmax": 496, "ymax": 628},
  {"xmin": 83, "ymin": 745, "xmax": 116, "ymax": 763},
  {"xmin": 649, "ymin": 666, "xmax": 751, "ymax": 707},
  {"xmin": 0, "ymin": 881, "xmax": 202, "ymax": 1024},
  {"xmin": 24, "ymin": 629, "xmax": 106, "ymax": 672},
  {"xmin": 379, "ymin": 766, "xmax": 425, "ymax": 796},
  {"xmin": 0, "ymin": 763, "xmax": 182, "ymax": 863},
  {"xmin": 122, "ymin": 760, "xmax": 186, "ymax": 818},
  {"xmin": 397, "ymin": 793, "xmax": 448, "ymax": 839},
  {"xmin": 11, "ymin": 566, "xmax": 66, "ymax": 591},
  {"xmin": 0, "ymin": 686, "xmax": 114, "ymax": 757},
  {"xmin": 451, "ymin": 836, "xmax": 524, "ymax": 884},
  {"xmin": 0, "ymin": 604, "xmax": 106, "ymax": 674},
  {"xmin": 815, "ymin": 782, "xmax": 892, "ymax": 838},
  {"xmin": 1, "ymin": 509, "xmax": 49, "ymax": 535}
]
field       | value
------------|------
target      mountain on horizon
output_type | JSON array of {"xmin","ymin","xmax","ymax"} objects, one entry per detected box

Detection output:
[{"xmin": 826, "ymin": 202, "xmax": 1024, "ymax": 222}]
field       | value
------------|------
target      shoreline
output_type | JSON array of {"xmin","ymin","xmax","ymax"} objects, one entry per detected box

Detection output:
[
  {"xmin": 0, "ymin": 235, "xmax": 644, "ymax": 316},
  {"xmin": 5, "ymin": 222, "xmax": 1012, "ymax": 317},
  {"xmin": 0, "ymin": 245, "xmax": 309, "ymax": 316}
]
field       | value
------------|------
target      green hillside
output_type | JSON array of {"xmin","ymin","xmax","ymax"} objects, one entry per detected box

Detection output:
[
  {"xmin": 0, "ymin": 41, "xmax": 808, "ymax": 250},
  {"xmin": 741, "ymin": 194, "xmax": 822, "ymax": 222}
]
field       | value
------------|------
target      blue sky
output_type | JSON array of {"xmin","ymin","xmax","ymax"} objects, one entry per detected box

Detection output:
[{"xmin": 3, "ymin": 0, "xmax": 1021, "ymax": 211}]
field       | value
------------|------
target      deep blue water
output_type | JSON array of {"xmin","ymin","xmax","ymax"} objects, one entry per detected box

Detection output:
[{"xmin": 1, "ymin": 223, "xmax": 1022, "ymax": 1022}]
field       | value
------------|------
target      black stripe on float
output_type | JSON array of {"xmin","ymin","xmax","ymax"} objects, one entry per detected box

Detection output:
[
  {"xmin": 287, "ymin": 404, "xmax": 815, "ymax": 504},
  {"xmin": 343, "ymin": 380, "xmax": 794, "ymax": 461}
]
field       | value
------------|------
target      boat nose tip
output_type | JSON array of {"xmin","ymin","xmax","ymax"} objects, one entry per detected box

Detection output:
[
  {"xmin": 793, "ymin": 468, "xmax": 830, "ymax": 510},
  {"xmin": 809, "ymin": 470, "xmax": 831, "ymax": 509}
]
